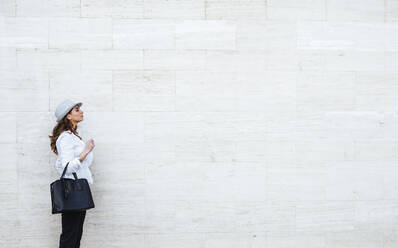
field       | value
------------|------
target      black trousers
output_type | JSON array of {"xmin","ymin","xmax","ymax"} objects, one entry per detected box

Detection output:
[{"xmin": 59, "ymin": 210, "xmax": 86, "ymax": 248}]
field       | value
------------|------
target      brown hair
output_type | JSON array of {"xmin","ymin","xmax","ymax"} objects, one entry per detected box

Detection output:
[{"xmin": 49, "ymin": 111, "xmax": 82, "ymax": 155}]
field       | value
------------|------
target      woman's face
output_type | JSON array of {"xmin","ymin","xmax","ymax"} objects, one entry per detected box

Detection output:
[{"xmin": 66, "ymin": 105, "xmax": 84, "ymax": 123}]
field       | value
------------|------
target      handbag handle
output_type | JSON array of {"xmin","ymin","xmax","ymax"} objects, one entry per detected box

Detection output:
[
  {"xmin": 60, "ymin": 162, "xmax": 79, "ymax": 199},
  {"xmin": 61, "ymin": 162, "xmax": 78, "ymax": 180}
]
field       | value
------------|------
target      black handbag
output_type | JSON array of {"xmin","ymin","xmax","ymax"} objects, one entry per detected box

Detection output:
[{"xmin": 50, "ymin": 162, "xmax": 95, "ymax": 214}]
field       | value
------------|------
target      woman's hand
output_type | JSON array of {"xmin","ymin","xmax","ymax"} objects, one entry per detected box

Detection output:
[
  {"xmin": 79, "ymin": 139, "xmax": 95, "ymax": 162},
  {"xmin": 84, "ymin": 139, "xmax": 95, "ymax": 153}
]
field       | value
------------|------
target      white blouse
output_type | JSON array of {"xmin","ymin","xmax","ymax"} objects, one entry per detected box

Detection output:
[{"xmin": 55, "ymin": 130, "xmax": 94, "ymax": 184}]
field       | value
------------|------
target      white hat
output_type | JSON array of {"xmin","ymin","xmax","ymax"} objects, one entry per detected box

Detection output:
[{"xmin": 55, "ymin": 99, "xmax": 83, "ymax": 122}]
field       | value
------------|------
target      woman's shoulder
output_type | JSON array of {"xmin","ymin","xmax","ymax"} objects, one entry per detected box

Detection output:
[
  {"xmin": 60, "ymin": 130, "xmax": 73, "ymax": 137},
  {"xmin": 56, "ymin": 130, "xmax": 73, "ymax": 143}
]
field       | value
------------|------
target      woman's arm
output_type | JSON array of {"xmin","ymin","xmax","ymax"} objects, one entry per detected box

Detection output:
[
  {"xmin": 80, "ymin": 139, "xmax": 95, "ymax": 167},
  {"xmin": 58, "ymin": 134, "xmax": 82, "ymax": 174},
  {"xmin": 79, "ymin": 150, "xmax": 93, "ymax": 167},
  {"xmin": 79, "ymin": 150, "xmax": 89, "ymax": 162}
]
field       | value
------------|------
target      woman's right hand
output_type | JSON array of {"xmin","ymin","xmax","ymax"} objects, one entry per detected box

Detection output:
[
  {"xmin": 80, "ymin": 139, "xmax": 95, "ymax": 162},
  {"xmin": 84, "ymin": 139, "xmax": 95, "ymax": 153}
]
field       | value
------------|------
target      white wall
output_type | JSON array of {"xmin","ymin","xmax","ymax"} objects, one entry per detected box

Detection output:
[{"xmin": 1, "ymin": 0, "xmax": 398, "ymax": 247}]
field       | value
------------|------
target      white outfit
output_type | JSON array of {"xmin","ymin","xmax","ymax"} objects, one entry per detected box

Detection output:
[{"xmin": 55, "ymin": 130, "xmax": 94, "ymax": 184}]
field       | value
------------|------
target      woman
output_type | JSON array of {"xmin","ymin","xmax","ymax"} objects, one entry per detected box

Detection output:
[{"xmin": 49, "ymin": 99, "xmax": 95, "ymax": 248}]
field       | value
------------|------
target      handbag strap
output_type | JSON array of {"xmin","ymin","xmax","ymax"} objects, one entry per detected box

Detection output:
[{"xmin": 60, "ymin": 162, "xmax": 79, "ymax": 180}]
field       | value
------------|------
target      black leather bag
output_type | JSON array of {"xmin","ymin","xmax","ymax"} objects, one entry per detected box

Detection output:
[{"xmin": 50, "ymin": 162, "xmax": 95, "ymax": 214}]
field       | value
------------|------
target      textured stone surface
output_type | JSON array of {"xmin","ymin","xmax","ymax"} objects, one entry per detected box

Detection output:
[{"xmin": 1, "ymin": 0, "xmax": 397, "ymax": 247}]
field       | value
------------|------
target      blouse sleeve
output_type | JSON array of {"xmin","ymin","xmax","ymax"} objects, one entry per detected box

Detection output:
[
  {"xmin": 82, "ymin": 150, "xmax": 93, "ymax": 167},
  {"xmin": 57, "ymin": 134, "xmax": 82, "ymax": 175}
]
